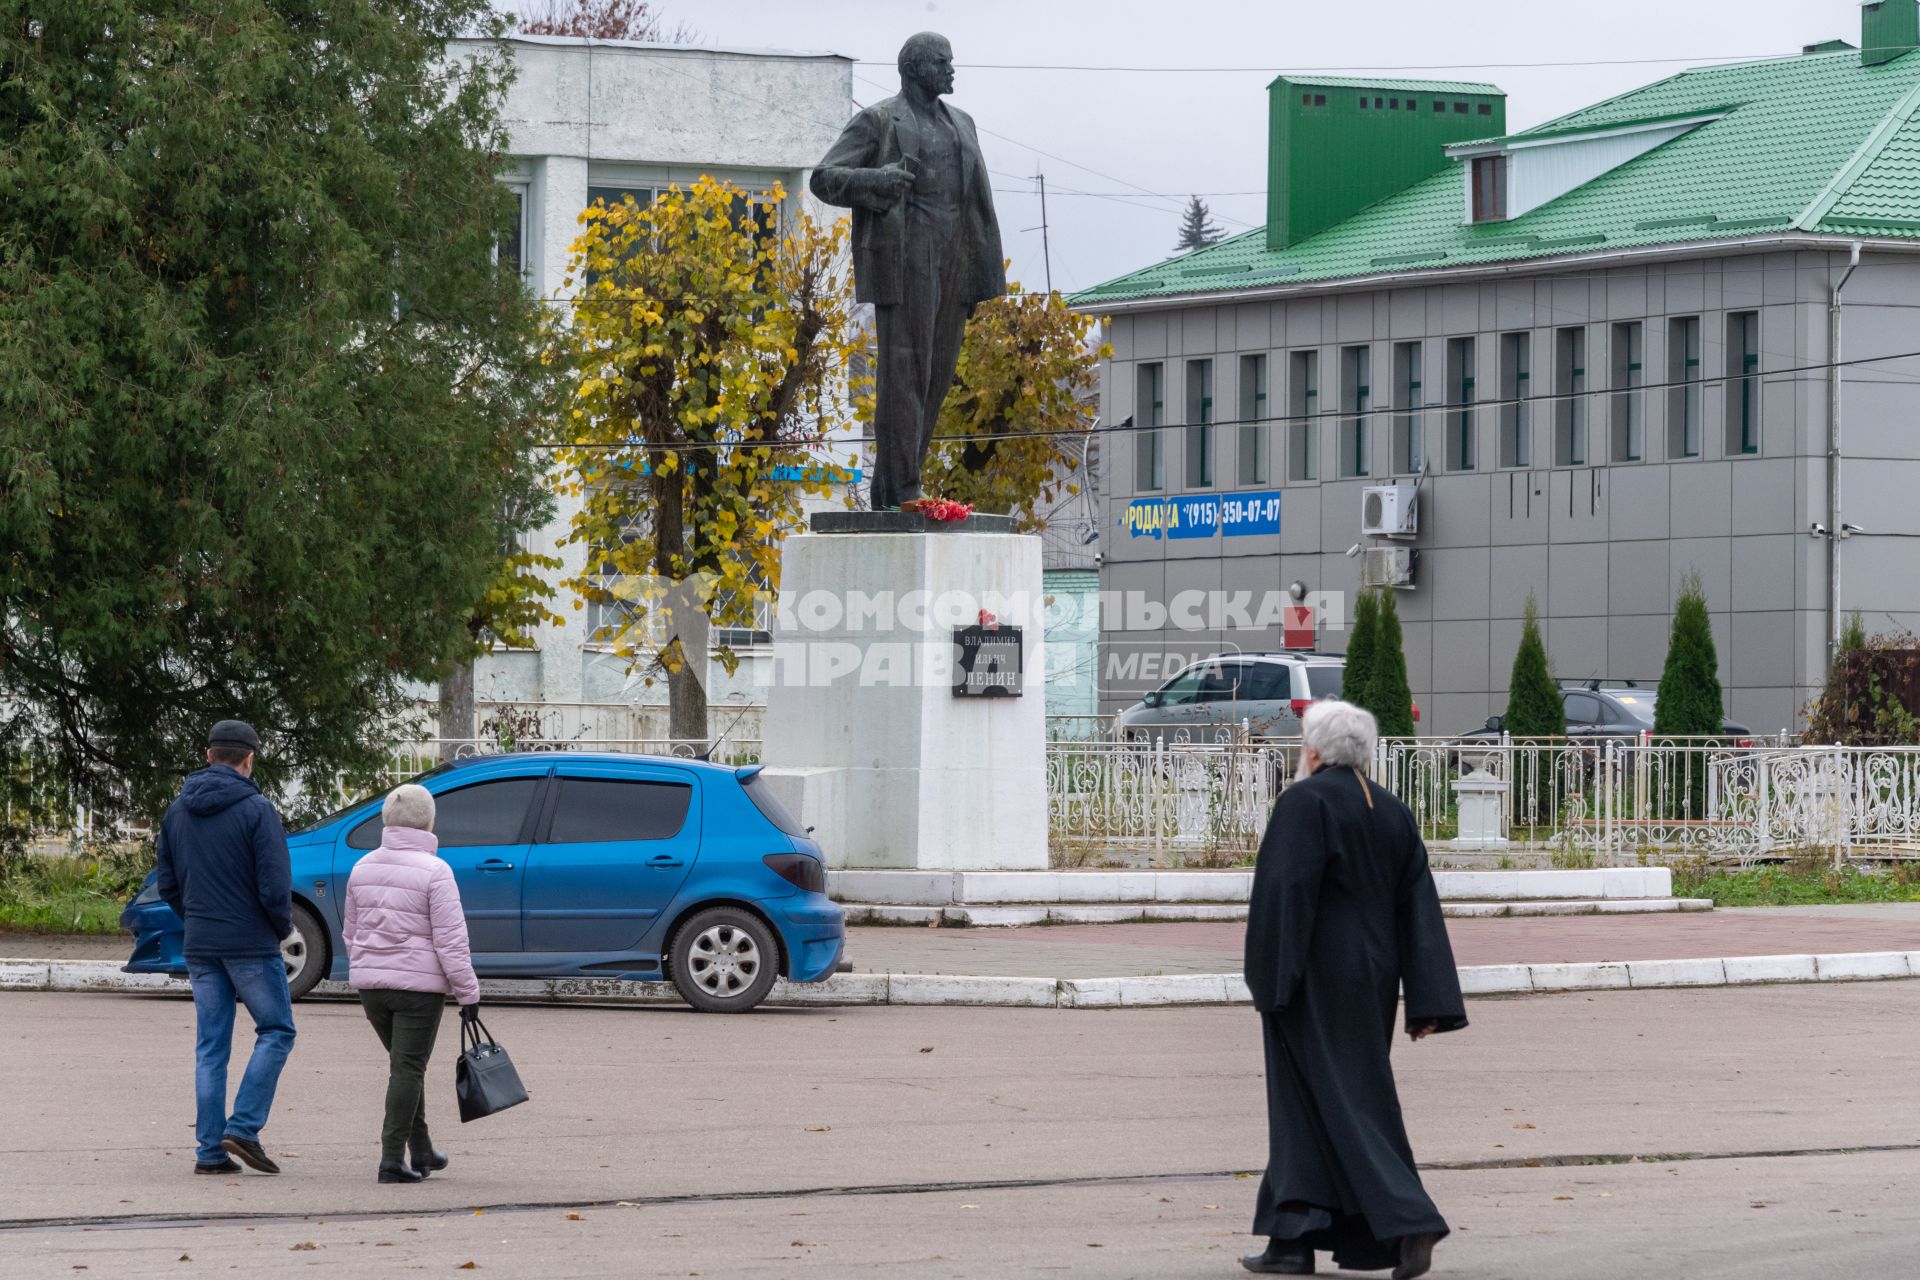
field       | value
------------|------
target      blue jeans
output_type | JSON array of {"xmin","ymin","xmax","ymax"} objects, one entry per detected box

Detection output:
[{"xmin": 186, "ymin": 956, "xmax": 297, "ymax": 1166}]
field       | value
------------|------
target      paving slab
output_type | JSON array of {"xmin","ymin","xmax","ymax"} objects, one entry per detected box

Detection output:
[{"xmin": 1, "ymin": 986, "xmax": 1917, "ymax": 1278}]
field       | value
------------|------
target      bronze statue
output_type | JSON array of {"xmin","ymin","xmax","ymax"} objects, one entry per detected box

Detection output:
[{"xmin": 811, "ymin": 32, "xmax": 1006, "ymax": 510}]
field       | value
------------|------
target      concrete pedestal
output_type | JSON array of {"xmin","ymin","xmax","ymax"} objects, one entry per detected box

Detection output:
[
  {"xmin": 1451, "ymin": 762, "xmax": 1511, "ymax": 849},
  {"xmin": 759, "ymin": 524, "xmax": 1047, "ymax": 870}
]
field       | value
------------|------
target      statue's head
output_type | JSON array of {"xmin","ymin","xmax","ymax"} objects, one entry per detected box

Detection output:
[{"xmin": 898, "ymin": 32, "xmax": 955, "ymax": 98}]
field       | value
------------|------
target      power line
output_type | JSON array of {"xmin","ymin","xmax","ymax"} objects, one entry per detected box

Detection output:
[
  {"xmin": 847, "ymin": 50, "xmax": 1852, "ymax": 74},
  {"xmin": 531, "ymin": 344, "xmax": 1920, "ymax": 452}
]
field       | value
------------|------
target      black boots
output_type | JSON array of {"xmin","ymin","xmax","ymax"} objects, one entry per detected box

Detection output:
[
  {"xmin": 412, "ymin": 1148, "xmax": 449, "ymax": 1176},
  {"xmin": 219, "ymin": 1135, "xmax": 279, "ymax": 1174},
  {"xmin": 1393, "ymin": 1233, "xmax": 1439, "ymax": 1279},
  {"xmin": 1241, "ymin": 1241, "xmax": 1315, "ymax": 1274},
  {"xmin": 377, "ymin": 1161, "xmax": 426, "ymax": 1184}
]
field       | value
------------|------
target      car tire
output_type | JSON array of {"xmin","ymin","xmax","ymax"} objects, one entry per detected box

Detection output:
[
  {"xmin": 667, "ymin": 907, "xmax": 779, "ymax": 1013},
  {"xmin": 283, "ymin": 902, "xmax": 328, "ymax": 1002}
]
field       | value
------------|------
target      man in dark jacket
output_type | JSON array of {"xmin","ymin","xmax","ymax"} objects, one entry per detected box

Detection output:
[
  {"xmin": 154, "ymin": 720, "xmax": 296, "ymax": 1176},
  {"xmin": 1242, "ymin": 701, "xmax": 1467, "ymax": 1278}
]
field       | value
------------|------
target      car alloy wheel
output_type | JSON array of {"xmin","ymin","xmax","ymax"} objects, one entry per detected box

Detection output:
[
  {"xmin": 669, "ymin": 907, "xmax": 779, "ymax": 1013},
  {"xmin": 283, "ymin": 903, "xmax": 328, "ymax": 1001}
]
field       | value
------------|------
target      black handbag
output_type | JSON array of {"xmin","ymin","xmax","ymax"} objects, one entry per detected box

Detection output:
[{"xmin": 455, "ymin": 1014, "xmax": 529, "ymax": 1123}]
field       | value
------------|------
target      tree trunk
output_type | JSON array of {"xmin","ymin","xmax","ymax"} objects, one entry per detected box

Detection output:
[
  {"xmin": 666, "ymin": 646, "xmax": 708, "ymax": 743},
  {"xmin": 438, "ymin": 656, "xmax": 476, "ymax": 763}
]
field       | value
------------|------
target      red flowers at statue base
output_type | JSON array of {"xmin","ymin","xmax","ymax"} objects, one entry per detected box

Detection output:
[{"xmin": 903, "ymin": 497, "xmax": 974, "ymax": 522}]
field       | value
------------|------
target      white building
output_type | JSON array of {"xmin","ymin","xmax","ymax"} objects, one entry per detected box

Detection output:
[{"xmin": 444, "ymin": 35, "xmax": 862, "ymax": 741}]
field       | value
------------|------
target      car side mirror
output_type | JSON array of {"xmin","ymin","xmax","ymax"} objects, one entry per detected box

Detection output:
[
  {"xmin": 1485, "ymin": 715, "xmax": 1504, "ymax": 732},
  {"xmin": 1142, "ymin": 691, "xmax": 1162, "ymax": 708}
]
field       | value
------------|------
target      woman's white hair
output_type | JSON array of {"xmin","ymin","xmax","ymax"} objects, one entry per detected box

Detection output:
[
  {"xmin": 381, "ymin": 783, "xmax": 436, "ymax": 832},
  {"xmin": 1302, "ymin": 700, "xmax": 1378, "ymax": 771}
]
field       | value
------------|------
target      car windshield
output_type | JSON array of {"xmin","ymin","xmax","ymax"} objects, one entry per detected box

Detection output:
[
  {"xmin": 1304, "ymin": 666, "xmax": 1344, "ymax": 699},
  {"xmin": 293, "ymin": 763, "xmax": 452, "ymax": 834}
]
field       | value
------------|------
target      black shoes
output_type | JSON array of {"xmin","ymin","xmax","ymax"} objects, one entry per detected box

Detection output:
[
  {"xmin": 378, "ymin": 1161, "xmax": 426, "ymax": 1184},
  {"xmin": 193, "ymin": 1158, "xmax": 241, "ymax": 1176},
  {"xmin": 1393, "ymin": 1233, "xmax": 1439, "ymax": 1280},
  {"xmin": 219, "ymin": 1135, "xmax": 279, "ymax": 1175},
  {"xmin": 1241, "ymin": 1241, "xmax": 1315, "ymax": 1274},
  {"xmin": 411, "ymin": 1148, "xmax": 449, "ymax": 1176}
]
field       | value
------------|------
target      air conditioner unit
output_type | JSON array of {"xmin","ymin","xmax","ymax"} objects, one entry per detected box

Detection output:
[
  {"xmin": 1360, "ymin": 484, "xmax": 1418, "ymax": 539},
  {"xmin": 1362, "ymin": 546, "xmax": 1415, "ymax": 589}
]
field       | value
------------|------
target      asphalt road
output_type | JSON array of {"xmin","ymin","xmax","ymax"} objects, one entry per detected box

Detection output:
[{"xmin": 2, "ymin": 982, "xmax": 1916, "ymax": 1277}]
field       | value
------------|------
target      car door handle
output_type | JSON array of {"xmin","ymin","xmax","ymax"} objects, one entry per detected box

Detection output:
[
  {"xmin": 646, "ymin": 855, "xmax": 685, "ymax": 868},
  {"xmin": 476, "ymin": 858, "xmax": 515, "ymax": 872}
]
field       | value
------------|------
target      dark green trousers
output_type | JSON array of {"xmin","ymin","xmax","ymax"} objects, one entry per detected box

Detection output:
[{"xmin": 358, "ymin": 988, "xmax": 445, "ymax": 1164}]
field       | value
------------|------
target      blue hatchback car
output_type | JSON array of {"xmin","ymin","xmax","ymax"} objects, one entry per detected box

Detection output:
[{"xmin": 122, "ymin": 754, "xmax": 845, "ymax": 1012}]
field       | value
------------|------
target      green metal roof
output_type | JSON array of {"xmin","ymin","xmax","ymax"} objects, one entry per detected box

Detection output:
[
  {"xmin": 1269, "ymin": 74, "xmax": 1503, "ymax": 95},
  {"xmin": 1075, "ymin": 49, "xmax": 1920, "ymax": 307}
]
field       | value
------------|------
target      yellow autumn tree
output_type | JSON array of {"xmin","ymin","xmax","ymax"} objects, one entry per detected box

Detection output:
[
  {"xmin": 916, "ymin": 285, "xmax": 1110, "ymax": 529},
  {"xmin": 549, "ymin": 177, "xmax": 862, "ymax": 739}
]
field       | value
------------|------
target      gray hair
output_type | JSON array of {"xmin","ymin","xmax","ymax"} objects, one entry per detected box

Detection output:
[
  {"xmin": 1302, "ymin": 700, "xmax": 1378, "ymax": 771},
  {"xmin": 381, "ymin": 783, "xmax": 436, "ymax": 832},
  {"xmin": 898, "ymin": 31, "xmax": 951, "ymax": 76}
]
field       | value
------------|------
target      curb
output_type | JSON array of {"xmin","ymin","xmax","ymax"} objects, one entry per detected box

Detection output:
[
  {"xmin": 4, "ymin": 952, "xmax": 1916, "ymax": 1008},
  {"xmin": 842, "ymin": 898, "xmax": 1713, "ymax": 926}
]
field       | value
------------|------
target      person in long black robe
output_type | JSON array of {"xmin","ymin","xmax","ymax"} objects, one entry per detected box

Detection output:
[{"xmin": 1242, "ymin": 708, "xmax": 1468, "ymax": 1277}]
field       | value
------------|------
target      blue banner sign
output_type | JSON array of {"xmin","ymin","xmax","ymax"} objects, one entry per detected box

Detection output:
[
  {"xmin": 1221, "ymin": 490, "xmax": 1281, "ymax": 537},
  {"xmin": 1124, "ymin": 491, "xmax": 1280, "ymax": 539}
]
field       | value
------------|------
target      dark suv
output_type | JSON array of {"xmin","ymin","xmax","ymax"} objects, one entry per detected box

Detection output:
[{"xmin": 1471, "ymin": 681, "xmax": 1753, "ymax": 743}]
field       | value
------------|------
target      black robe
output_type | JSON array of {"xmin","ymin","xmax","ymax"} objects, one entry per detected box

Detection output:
[{"xmin": 1243, "ymin": 764, "xmax": 1468, "ymax": 1271}]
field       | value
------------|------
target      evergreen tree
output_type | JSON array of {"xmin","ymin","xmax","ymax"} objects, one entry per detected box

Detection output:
[
  {"xmin": 1504, "ymin": 594, "xmax": 1565, "ymax": 737},
  {"xmin": 0, "ymin": 1, "xmax": 554, "ymax": 817},
  {"xmin": 1366, "ymin": 591, "xmax": 1416, "ymax": 737},
  {"xmin": 1341, "ymin": 589, "xmax": 1380, "ymax": 704},
  {"xmin": 1654, "ymin": 572, "xmax": 1725, "ymax": 816},
  {"xmin": 1654, "ymin": 573, "xmax": 1724, "ymax": 737},
  {"xmin": 1174, "ymin": 196, "xmax": 1226, "ymax": 252}
]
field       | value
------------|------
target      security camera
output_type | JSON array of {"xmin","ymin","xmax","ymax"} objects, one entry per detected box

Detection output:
[
  {"xmin": 1345, "ymin": 543, "xmax": 1363, "ymax": 558},
  {"xmin": 1841, "ymin": 522, "xmax": 1866, "ymax": 536},
  {"xmin": 1809, "ymin": 522, "xmax": 1830, "ymax": 538}
]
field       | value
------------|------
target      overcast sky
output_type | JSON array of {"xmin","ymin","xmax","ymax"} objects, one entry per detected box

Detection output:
[{"xmin": 532, "ymin": 0, "xmax": 1879, "ymax": 293}]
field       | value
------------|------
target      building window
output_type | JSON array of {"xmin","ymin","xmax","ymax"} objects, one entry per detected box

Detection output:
[
  {"xmin": 1479, "ymin": 102, "xmax": 1493, "ymax": 116},
  {"xmin": 1668, "ymin": 316, "xmax": 1702, "ymax": 458},
  {"xmin": 1554, "ymin": 326, "xmax": 1588, "ymax": 466},
  {"xmin": 1727, "ymin": 311, "xmax": 1760, "ymax": 455},
  {"xmin": 1238, "ymin": 353, "xmax": 1269, "ymax": 485},
  {"xmin": 1498, "ymin": 332, "xmax": 1530, "ymax": 468},
  {"xmin": 1446, "ymin": 337, "xmax": 1476, "ymax": 471},
  {"xmin": 1433, "ymin": 100, "xmax": 1445, "ymax": 113},
  {"xmin": 1454, "ymin": 101, "xmax": 1469, "ymax": 114},
  {"xmin": 1392, "ymin": 341, "xmax": 1424, "ymax": 474},
  {"xmin": 1185, "ymin": 358, "xmax": 1214, "ymax": 488},
  {"xmin": 1288, "ymin": 350, "xmax": 1318, "ymax": 482},
  {"xmin": 1339, "ymin": 346, "xmax": 1371, "ymax": 478},
  {"xmin": 497, "ymin": 185, "xmax": 529, "ymax": 278},
  {"xmin": 1471, "ymin": 156, "xmax": 1508, "ymax": 222},
  {"xmin": 1135, "ymin": 363, "xmax": 1164, "ymax": 491},
  {"xmin": 1610, "ymin": 321, "xmax": 1645, "ymax": 462}
]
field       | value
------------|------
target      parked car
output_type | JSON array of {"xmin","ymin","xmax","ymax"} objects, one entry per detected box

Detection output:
[
  {"xmin": 1467, "ymin": 682, "xmax": 1754, "ymax": 744},
  {"xmin": 1113, "ymin": 651, "xmax": 1375, "ymax": 742},
  {"xmin": 121, "ymin": 754, "xmax": 846, "ymax": 1012}
]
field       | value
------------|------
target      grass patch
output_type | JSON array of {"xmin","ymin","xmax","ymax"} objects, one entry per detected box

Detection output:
[
  {"xmin": 1673, "ymin": 860, "xmax": 1920, "ymax": 907},
  {"xmin": 0, "ymin": 842, "xmax": 152, "ymax": 936}
]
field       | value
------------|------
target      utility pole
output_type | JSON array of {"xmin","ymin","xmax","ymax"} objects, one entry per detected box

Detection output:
[{"xmin": 1022, "ymin": 170, "xmax": 1053, "ymax": 294}]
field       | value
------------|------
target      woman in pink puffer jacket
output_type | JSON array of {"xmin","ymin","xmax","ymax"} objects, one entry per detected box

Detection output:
[{"xmin": 343, "ymin": 783, "xmax": 481, "ymax": 1185}]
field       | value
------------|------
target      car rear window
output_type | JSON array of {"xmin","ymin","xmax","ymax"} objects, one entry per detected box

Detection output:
[
  {"xmin": 741, "ymin": 771, "xmax": 809, "ymax": 838},
  {"xmin": 1305, "ymin": 666, "xmax": 1344, "ymax": 699},
  {"xmin": 544, "ymin": 778, "xmax": 691, "ymax": 843}
]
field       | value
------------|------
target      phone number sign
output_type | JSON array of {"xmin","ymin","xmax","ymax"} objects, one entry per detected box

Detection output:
[{"xmin": 1123, "ymin": 490, "xmax": 1280, "ymax": 540}]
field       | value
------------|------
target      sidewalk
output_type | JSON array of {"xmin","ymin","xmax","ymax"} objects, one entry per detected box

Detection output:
[{"xmin": 10, "ymin": 903, "xmax": 1918, "ymax": 980}]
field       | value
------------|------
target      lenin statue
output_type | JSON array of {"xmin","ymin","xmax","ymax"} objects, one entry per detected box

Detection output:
[{"xmin": 811, "ymin": 33, "xmax": 1007, "ymax": 510}]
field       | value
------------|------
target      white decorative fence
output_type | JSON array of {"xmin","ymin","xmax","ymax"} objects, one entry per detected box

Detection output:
[{"xmin": 1044, "ymin": 733, "xmax": 1920, "ymax": 865}]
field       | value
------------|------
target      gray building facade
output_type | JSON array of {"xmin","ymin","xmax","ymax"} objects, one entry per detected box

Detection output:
[{"xmin": 1092, "ymin": 248, "xmax": 1920, "ymax": 736}]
